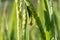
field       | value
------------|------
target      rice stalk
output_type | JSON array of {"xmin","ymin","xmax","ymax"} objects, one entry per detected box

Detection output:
[{"xmin": 25, "ymin": 0, "xmax": 46, "ymax": 40}]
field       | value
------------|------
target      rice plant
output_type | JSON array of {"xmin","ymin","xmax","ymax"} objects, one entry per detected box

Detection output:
[{"xmin": 0, "ymin": 0, "xmax": 60, "ymax": 40}]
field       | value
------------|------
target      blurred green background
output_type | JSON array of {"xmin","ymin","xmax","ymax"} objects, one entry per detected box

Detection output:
[{"xmin": 0, "ymin": 0, "xmax": 60, "ymax": 40}]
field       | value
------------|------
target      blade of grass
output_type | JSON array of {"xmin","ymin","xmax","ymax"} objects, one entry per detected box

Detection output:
[
  {"xmin": 9, "ymin": 1, "xmax": 16, "ymax": 40},
  {"xmin": 42, "ymin": 0, "xmax": 50, "ymax": 31}
]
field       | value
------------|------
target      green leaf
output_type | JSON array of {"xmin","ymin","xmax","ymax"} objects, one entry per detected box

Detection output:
[{"xmin": 42, "ymin": 0, "xmax": 50, "ymax": 31}]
